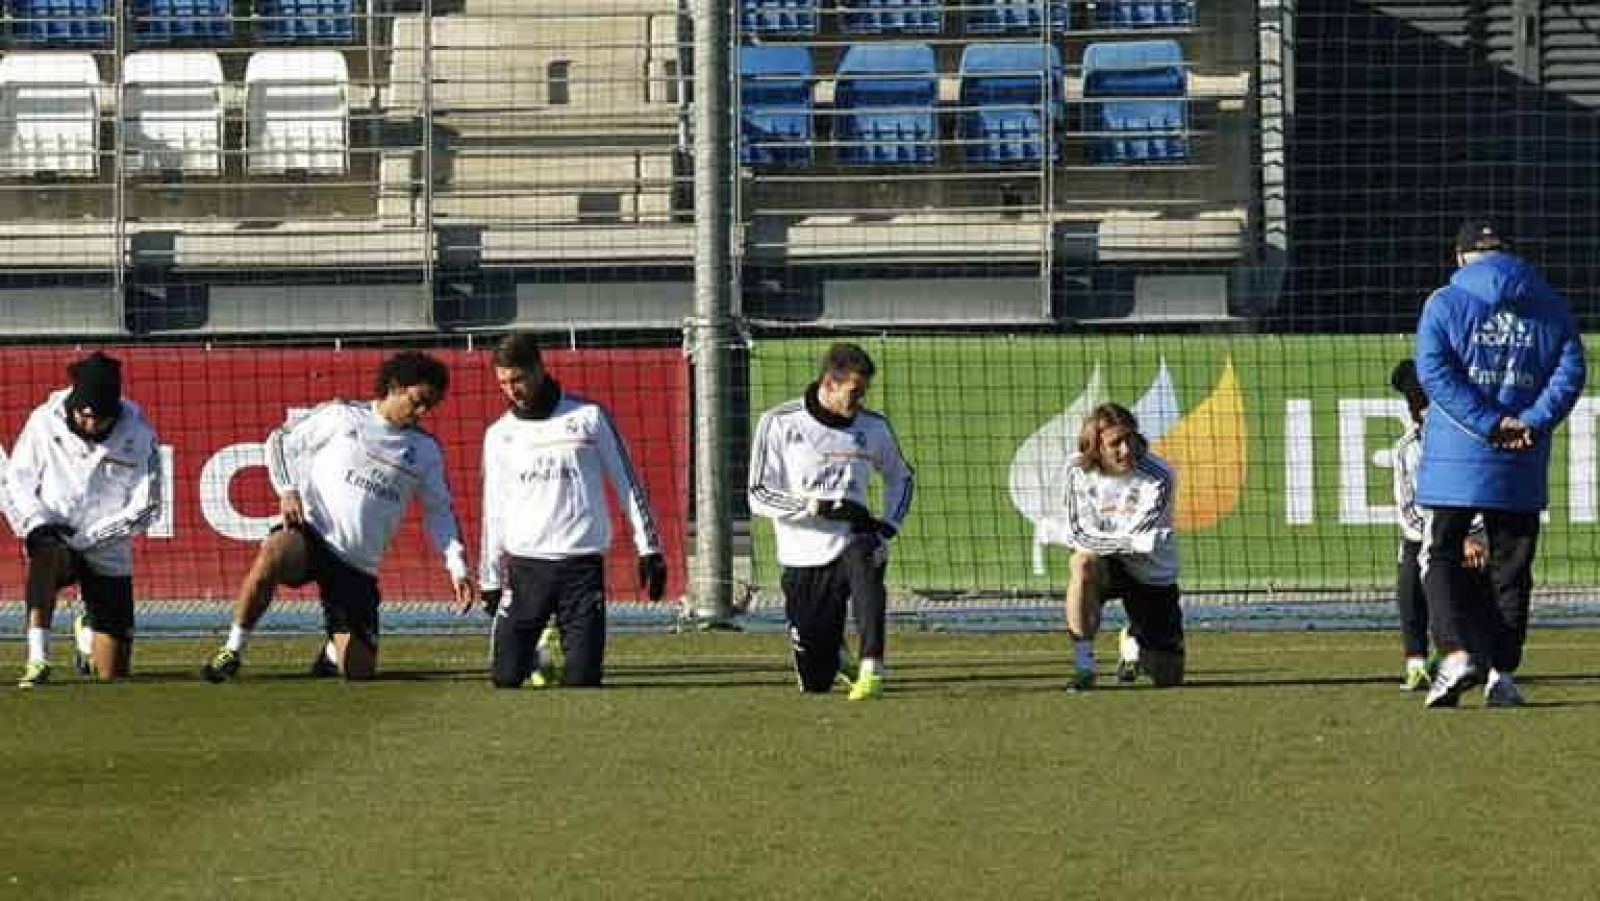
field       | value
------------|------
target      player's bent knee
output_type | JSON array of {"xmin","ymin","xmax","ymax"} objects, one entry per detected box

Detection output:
[
  {"xmin": 1143, "ymin": 649, "xmax": 1186, "ymax": 687},
  {"xmin": 342, "ymin": 663, "xmax": 377, "ymax": 682}
]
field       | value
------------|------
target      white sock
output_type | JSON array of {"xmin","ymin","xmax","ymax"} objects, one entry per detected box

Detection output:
[
  {"xmin": 323, "ymin": 641, "xmax": 339, "ymax": 665},
  {"xmin": 75, "ymin": 619, "xmax": 95, "ymax": 657},
  {"xmin": 1405, "ymin": 656, "xmax": 1428, "ymax": 672},
  {"xmin": 1119, "ymin": 630, "xmax": 1141, "ymax": 663},
  {"xmin": 1073, "ymin": 639, "xmax": 1095, "ymax": 672},
  {"xmin": 859, "ymin": 657, "xmax": 882, "ymax": 679},
  {"xmin": 225, "ymin": 624, "xmax": 250, "ymax": 655},
  {"xmin": 25, "ymin": 627, "xmax": 48, "ymax": 664}
]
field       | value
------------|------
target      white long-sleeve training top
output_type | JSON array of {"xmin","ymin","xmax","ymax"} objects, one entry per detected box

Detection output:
[
  {"xmin": 1393, "ymin": 425, "xmax": 1428, "ymax": 544},
  {"xmin": 266, "ymin": 400, "xmax": 467, "ymax": 580},
  {"xmin": 1045, "ymin": 451, "xmax": 1178, "ymax": 586},
  {"xmin": 1393, "ymin": 423, "xmax": 1484, "ymax": 549},
  {"xmin": 478, "ymin": 393, "xmax": 662, "ymax": 590},
  {"xmin": 748, "ymin": 397, "xmax": 914, "ymax": 568},
  {"xmin": 2, "ymin": 389, "xmax": 163, "ymax": 577}
]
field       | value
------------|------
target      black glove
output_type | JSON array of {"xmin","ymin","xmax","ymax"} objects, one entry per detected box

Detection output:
[
  {"xmin": 815, "ymin": 498, "xmax": 874, "ymax": 526},
  {"xmin": 638, "ymin": 553, "xmax": 668, "ymax": 602},
  {"xmin": 25, "ymin": 523, "xmax": 75, "ymax": 558},
  {"xmin": 851, "ymin": 517, "xmax": 898, "ymax": 538},
  {"xmin": 480, "ymin": 588, "xmax": 503, "ymax": 617}
]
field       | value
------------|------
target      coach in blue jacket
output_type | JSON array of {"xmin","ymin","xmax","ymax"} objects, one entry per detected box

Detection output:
[{"xmin": 1414, "ymin": 220, "xmax": 1586, "ymax": 709}]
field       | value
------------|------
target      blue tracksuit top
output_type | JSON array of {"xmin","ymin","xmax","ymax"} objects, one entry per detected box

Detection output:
[{"xmin": 1415, "ymin": 251, "xmax": 1586, "ymax": 511}]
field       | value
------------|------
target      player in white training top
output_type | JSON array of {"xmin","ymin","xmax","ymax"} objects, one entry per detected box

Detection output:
[
  {"xmin": 479, "ymin": 332, "xmax": 667, "ymax": 688},
  {"xmin": 5, "ymin": 352, "xmax": 163, "ymax": 687},
  {"xmin": 748, "ymin": 342, "xmax": 914, "ymax": 700},
  {"xmin": 1052, "ymin": 402, "xmax": 1182, "ymax": 690},
  {"xmin": 201, "ymin": 352, "xmax": 474, "ymax": 682}
]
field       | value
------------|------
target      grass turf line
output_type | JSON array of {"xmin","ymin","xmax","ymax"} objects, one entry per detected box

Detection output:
[{"xmin": 4, "ymin": 631, "xmax": 1600, "ymax": 899}]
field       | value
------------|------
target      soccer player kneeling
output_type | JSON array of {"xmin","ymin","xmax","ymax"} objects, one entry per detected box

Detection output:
[
  {"xmin": 747, "ymin": 343, "xmax": 914, "ymax": 700},
  {"xmin": 200, "ymin": 352, "xmax": 474, "ymax": 682},
  {"xmin": 1053, "ymin": 403, "xmax": 1183, "ymax": 691},
  {"xmin": 4, "ymin": 352, "xmax": 163, "ymax": 686},
  {"xmin": 478, "ymin": 333, "xmax": 668, "ymax": 689}
]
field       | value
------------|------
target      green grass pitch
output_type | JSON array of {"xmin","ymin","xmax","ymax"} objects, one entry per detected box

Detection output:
[{"xmin": 6, "ymin": 631, "xmax": 1600, "ymax": 899}]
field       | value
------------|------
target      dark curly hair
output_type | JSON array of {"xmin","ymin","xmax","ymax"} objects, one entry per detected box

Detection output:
[{"xmin": 374, "ymin": 351, "xmax": 449, "ymax": 400}]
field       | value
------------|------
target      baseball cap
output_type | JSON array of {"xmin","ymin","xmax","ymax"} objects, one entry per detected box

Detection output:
[{"xmin": 1454, "ymin": 219, "xmax": 1509, "ymax": 254}]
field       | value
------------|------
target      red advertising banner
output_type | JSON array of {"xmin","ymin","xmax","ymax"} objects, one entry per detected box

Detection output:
[{"xmin": 0, "ymin": 346, "xmax": 688, "ymax": 604}]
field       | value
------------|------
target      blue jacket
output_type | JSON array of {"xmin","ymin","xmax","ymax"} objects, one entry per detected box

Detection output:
[{"xmin": 1415, "ymin": 251, "xmax": 1586, "ymax": 511}]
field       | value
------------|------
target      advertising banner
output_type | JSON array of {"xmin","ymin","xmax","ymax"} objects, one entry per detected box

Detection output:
[
  {"xmin": 750, "ymin": 335, "xmax": 1600, "ymax": 594},
  {"xmin": 0, "ymin": 346, "xmax": 688, "ymax": 604}
]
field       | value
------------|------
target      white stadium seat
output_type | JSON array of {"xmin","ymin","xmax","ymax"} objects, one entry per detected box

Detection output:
[
  {"xmin": 124, "ymin": 51, "xmax": 224, "ymax": 176},
  {"xmin": 244, "ymin": 49, "xmax": 349, "ymax": 175},
  {"xmin": 0, "ymin": 53, "xmax": 101, "ymax": 177}
]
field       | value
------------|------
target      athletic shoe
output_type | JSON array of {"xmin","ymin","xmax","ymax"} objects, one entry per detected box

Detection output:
[
  {"xmin": 1071, "ymin": 666, "xmax": 1096, "ymax": 693},
  {"xmin": 201, "ymin": 648, "xmax": 242, "ymax": 683},
  {"xmin": 17, "ymin": 660, "xmax": 50, "ymax": 689},
  {"xmin": 72, "ymin": 613, "xmax": 92, "ymax": 677},
  {"xmin": 1424, "ymin": 656, "xmax": 1481, "ymax": 709},
  {"xmin": 536, "ymin": 624, "xmax": 565, "ymax": 684},
  {"xmin": 1402, "ymin": 666, "xmax": 1431, "ymax": 692},
  {"xmin": 525, "ymin": 670, "xmax": 553, "ymax": 689},
  {"xmin": 847, "ymin": 671, "xmax": 883, "ymax": 701},
  {"xmin": 308, "ymin": 647, "xmax": 339, "ymax": 679},
  {"xmin": 835, "ymin": 648, "xmax": 859, "ymax": 690},
  {"xmin": 1115, "ymin": 628, "xmax": 1140, "ymax": 683},
  {"xmin": 1485, "ymin": 673, "xmax": 1526, "ymax": 708}
]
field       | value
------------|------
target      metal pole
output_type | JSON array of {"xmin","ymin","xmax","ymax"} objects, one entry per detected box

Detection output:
[{"xmin": 689, "ymin": 0, "xmax": 734, "ymax": 625}]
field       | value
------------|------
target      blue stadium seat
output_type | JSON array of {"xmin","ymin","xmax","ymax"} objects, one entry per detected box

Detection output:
[
  {"xmin": 739, "ymin": 46, "xmax": 814, "ymax": 166},
  {"xmin": 841, "ymin": 0, "xmax": 941, "ymax": 34},
  {"xmin": 132, "ymin": 0, "xmax": 233, "ymax": 43},
  {"xmin": 8, "ymin": 0, "xmax": 109, "ymax": 45},
  {"xmin": 256, "ymin": 0, "xmax": 355, "ymax": 43},
  {"xmin": 740, "ymin": 0, "xmax": 818, "ymax": 35},
  {"xmin": 964, "ymin": 0, "xmax": 1068, "ymax": 34},
  {"xmin": 1082, "ymin": 40, "xmax": 1188, "ymax": 164},
  {"xmin": 958, "ymin": 43, "xmax": 1062, "ymax": 165},
  {"xmin": 834, "ymin": 43, "xmax": 938, "ymax": 165},
  {"xmin": 1091, "ymin": 0, "xmax": 1194, "ymax": 27}
]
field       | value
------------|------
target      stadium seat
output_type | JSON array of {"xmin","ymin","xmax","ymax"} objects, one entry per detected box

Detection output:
[
  {"xmin": 256, "ymin": 0, "xmax": 355, "ymax": 43},
  {"xmin": 741, "ymin": 0, "xmax": 818, "ymax": 35},
  {"xmin": 739, "ymin": 46, "xmax": 814, "ymax": 166},
  {"xmin": 1081, "ymin": 40, "xmax": 1188, "ymax": 164},
  {"xmin": 0, "ymin": 53, "xmax": 100, "ymax": 176},
  {"xmin": 8, "ymin": 0, "xmax": 109, "ymax": 44},
  {"xmin": 957, "ymin": 43, "xmax": 1062, "ymax": 164},
  {"xmin": 834, "ymin": 43, "xmax": 938, "ymax": 165},
  {"xmin": 1090, "ymin": 0, "xmax": 1194, "ymax": 28},
  {"xmin": 841, "ymin": 0, "xmax": 941, "ymax": 34},
  {"xmin": 131, "ymin": 0, "xmax": 234, "ymax": 43},
  {"xmin": 964, "ymin": 0, "xmax": 1068, "ymax": 34},
  {"xmin": 244, "ymin": 50, "xmax": 350, "ymax": 175},
  {"xmin": 124, "ymin": 52, "xmax": 225, "ymax": 176}
]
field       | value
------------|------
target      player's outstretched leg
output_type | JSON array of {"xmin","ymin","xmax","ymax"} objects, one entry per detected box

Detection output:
[{"xmin": 204, "ymin": 529, "xmax": 309, "ymax": 682}]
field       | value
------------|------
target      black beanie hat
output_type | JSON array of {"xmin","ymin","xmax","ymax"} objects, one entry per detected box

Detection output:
[{"xmin": 66, "ymin": 352, "xmax": 122, "ymax": 419}]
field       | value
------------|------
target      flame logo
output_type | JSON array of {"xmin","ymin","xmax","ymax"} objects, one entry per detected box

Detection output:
[
  {"xmin": 1007, "ymin": 357, "xmax": 1248, "ymax": 572},
  {"xmin": 1151, "ymin": 359, "xmax": 1248, "ymax": 531}
]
